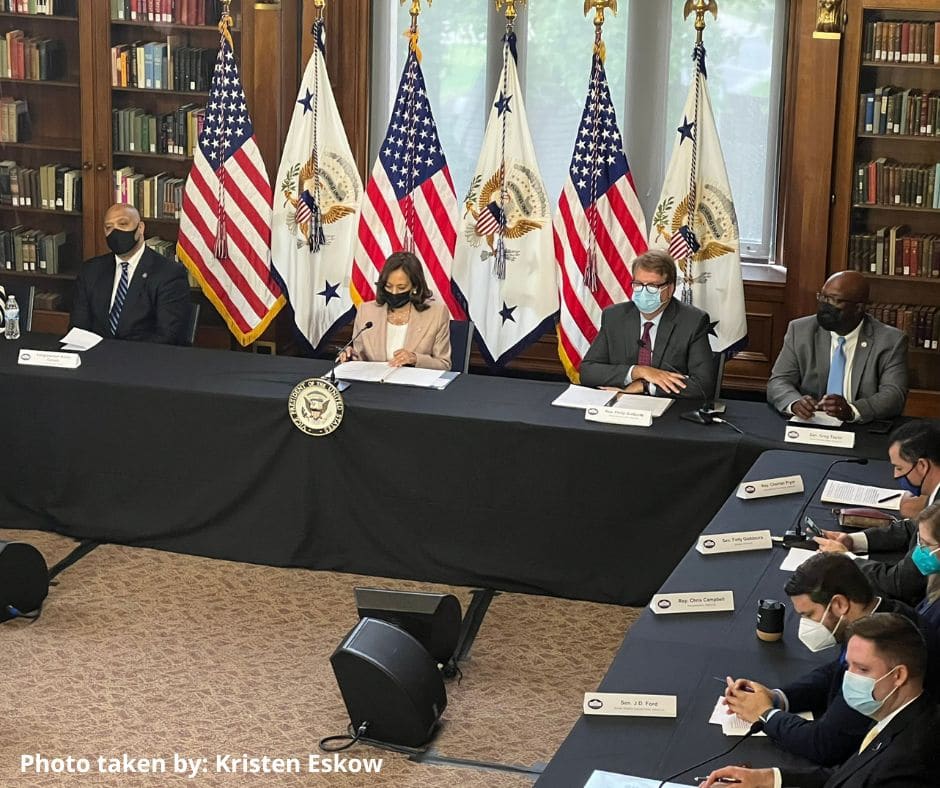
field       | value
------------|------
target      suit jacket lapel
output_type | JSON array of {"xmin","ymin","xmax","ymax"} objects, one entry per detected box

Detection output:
[
  {"xmin": 95, "ymin": 256, "xmax": 117, "ymax": 329},
  {"xmin": 652, "ymin": 300, "xmax": 677, "ymax": 368},
  {"xmin": 850, "ymin": 318, "xmax": 874, "ymax": 400},
  {"xmin": 117, "ymin": 250, "xmax": 150, "ymax": 334},
  {"xmin": 371, "ymin": 306, "xmax": 388, "ymax": 360},
  {"xmin": 815, "ymin": 323, "xmax": 831, "ymax": 398},
  {"xmin": 623, "ymin": 303, "xmax": 641, "ymax": 365},
  {"xmin": 403, "ymin": 305, "xmax": 429, "ymax": 349}
]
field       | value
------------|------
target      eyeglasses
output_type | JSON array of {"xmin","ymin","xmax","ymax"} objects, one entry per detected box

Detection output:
[
  {"xmin": 917, "ymin": 534, "xmax": 940, "ymax": 551},
  {"xmin": 816, "ymin": 292, "xmax": 860, "ymax": 308},
  {"xmin": 633, "ymin": 282, "xmax": 669, "ymax": 295}
]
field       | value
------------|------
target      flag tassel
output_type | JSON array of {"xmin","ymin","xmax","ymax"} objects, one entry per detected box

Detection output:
[
  {"xmin": 494, "ymin": 236, "xmax": 507, "ymax": 280},
  {"xmin": 215, "ymin": 217, "xmax": 229, "ymax": 261},
  {"xmin": 307, "ymin": 201, "xmax": 326, "ymax": 252},
  {"xmin": 583, "ymin": 251, "xmax": 598, "ymax": 292}
]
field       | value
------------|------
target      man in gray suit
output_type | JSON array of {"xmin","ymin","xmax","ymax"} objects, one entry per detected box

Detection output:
[
  {"xmin": 767, "ymin": 271, "xmax": 908, "ymax": 423},
  {"xmin": 580, "ymin": 250, "xmax": 716, "ymax": 399}
]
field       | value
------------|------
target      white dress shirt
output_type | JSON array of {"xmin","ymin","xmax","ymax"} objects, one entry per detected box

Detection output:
[{"xmin": 109, "ymin": 242, "xmax": 147, "ymax": 311}]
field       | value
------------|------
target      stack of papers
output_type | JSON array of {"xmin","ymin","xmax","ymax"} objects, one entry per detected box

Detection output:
[
  {"xmin": 708, "ymin": 696, "xmax": 812, "ymax": 736},
  {"xmin": 333, "ymin": 361, "xmax": 456, "ymax": 390},
  {"xmin": 789, "ymin": 412, "xmax": 844, "ymax": 427},
  {"xmin": 552, "ymin": 384, "xmax": 673, "ymax": 416},
  {"xmin": 583, "ymin": 773, "xmax": 692, "ymax": 788},
  {"xmin": 821, "ymin": 479, "xmax": 903, "ymax": 511},
  {"xmin": 59, "ymin": 327, "xmax": 102, "ymax": 352}
]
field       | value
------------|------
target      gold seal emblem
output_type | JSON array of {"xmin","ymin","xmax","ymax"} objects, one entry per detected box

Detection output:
[{"xmin": 288, "ymin": 377, "xmax": 345, "ymax": 436}]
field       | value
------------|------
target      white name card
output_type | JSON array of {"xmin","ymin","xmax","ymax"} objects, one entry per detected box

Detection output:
[
  {"xmin": 583, "ymin": 692, "xmax": 677, "ymax": 718},
  {"xmin": 784, "ymin": 425, "xmax": 855, "ymax": 449},
  {"xmin": 17, "ymin": 349, "xmax": 81, "ymax": 369},
  {"xmin": 650, "ymin": 591, "xmax": 734, "ymax": 615},
  {"xmin": 696, "ymin": 530, "xmax": 773, "ymax": 555},
  {"xmin": 585, "ymin": 406, "xmax": 653, "ymax": 428},
  {"xmin": 737, "ymin": 475, "xmax": 804, "ymax": 499}
]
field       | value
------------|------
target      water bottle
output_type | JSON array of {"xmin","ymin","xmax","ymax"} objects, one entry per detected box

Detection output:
[{"xmin": 4, "ymin": 295, "xmax": 19, "ymax": 340}]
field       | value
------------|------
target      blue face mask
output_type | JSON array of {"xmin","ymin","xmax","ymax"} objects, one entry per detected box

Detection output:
[
  {"xmin": 632, "ymin": 286, "xmax": 663, "ymax": 315},
  {"xmin": 898, "ymin": 475, "xmax": 922, "ymax": 497},
  {"xmin": 912, "ymin": 545, "xmax": 940, "ymax": 576},
  {"xmin": 842, "ymin": 668, "xmax": 899, "ymax": 718}
]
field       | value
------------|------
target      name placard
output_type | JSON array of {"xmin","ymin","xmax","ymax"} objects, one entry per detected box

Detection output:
[
  {"xmin": 17, "ymin": 349, "xmax": 81, "ymax": 369},
  {"xmin": 737, "ymin": 475, "xmax": 804, "ymax": 499},
  {"xmin": 583, "ymin": 692, "xmax": 677, "ymax": 718},
  {"xmin": 650, "ymin": 591, "xmax": 734, "ymax": 615},
  {"xmin": 585, "ymin": 406, "xmax": 652, "ymax": 428},
  {"xmin": 696, "ymin": 530, "xmax": 773, "ymax": 555},
  {"xmin": 784, "ymin": 425, "xmax": 855, "ymax": 449}
]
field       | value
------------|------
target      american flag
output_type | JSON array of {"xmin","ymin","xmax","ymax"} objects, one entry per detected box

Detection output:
[
  {"xmin": 553, "ymin": 52, "xmax": 648, "ymax": 382},
  {"xmin": 176, "ymin": 22, "xmax": 284, "ymax": 346},
  {"xmin": 351, "ymin": 46, "xmax": 464, "ymax": 318}
]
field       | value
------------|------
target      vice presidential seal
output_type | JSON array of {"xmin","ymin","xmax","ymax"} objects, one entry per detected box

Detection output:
[{"xmin": 288, "ymin": 378, "xmax": 344, "ymax": 436}]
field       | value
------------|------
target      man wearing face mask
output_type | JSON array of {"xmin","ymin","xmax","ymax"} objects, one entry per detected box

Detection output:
[
  {"xmin": 816, "ymin": 420, "xmax": 940, "ymax": 605},
  {"xmin": 701, "ymin": 613, "xmax": 938, "ymax": 788},
  {"xmin": 70, "ymin": 203, "xmax": 191, "ymax": 345},
  {"xmin": 722, "ymin": 554, "xmax": 918, "ymax": 767},
  {"xmin": 766, "ymin": 271, "xmax": 908, "ymax": 423},
  {"xmin": 579, "ymin": 250, "xmax": 716, "ymax": 398}
]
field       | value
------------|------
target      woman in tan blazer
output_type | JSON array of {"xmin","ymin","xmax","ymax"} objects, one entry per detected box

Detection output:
[{"xmin": 341, "ymin": 251, "xmax": 451, "ymax": 370}]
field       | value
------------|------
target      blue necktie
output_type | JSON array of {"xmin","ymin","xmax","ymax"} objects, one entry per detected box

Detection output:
[
  {"xmin": 827, "ymin": 336, "xmax": 846, "ymax": 396},
  {"xmin": 109, "ymin": 261, "xmax": 129, "ymax": 336}
]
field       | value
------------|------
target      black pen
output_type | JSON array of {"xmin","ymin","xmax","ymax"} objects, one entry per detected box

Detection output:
[
  {"xmin": 877, "ymin": 492, "xmax": 901, "ymax": 504},
  {"xmin": 692, "ymin": 778, "xmax": 741, "ymax": 784},
  {"xmin": 713, "ymin": 676, "xmax": 754, "ymax": 693}
]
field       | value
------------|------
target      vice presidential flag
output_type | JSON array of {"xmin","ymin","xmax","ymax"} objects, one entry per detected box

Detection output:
[
  {"xmin": 351, "ymin": 37, "xmax": 464, "ymax": 319},
  {"xmin": 271, "ymin": 20, "xmax": 362, "ymax": 352},
  {"xmin": 649, "ymin": 42, "xmax": 746, "ymax": 355},
  {"xmin": 554, "ymin": 48, "xmax": 648, "ymax": 383},
  {"xmin": 177, "ymin": 17, "xmax": 284, "ymax": 345},
  {"xmin": 452, "ymin": 33, "xmax": 557, "ymax": 365}
]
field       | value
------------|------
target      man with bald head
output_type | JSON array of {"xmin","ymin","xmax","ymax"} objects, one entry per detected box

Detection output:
[
  {"xmin": 767, "ymin": 271, "xmax": 908, "ymax": 423},
  {"xmin": 70, "ymin": 203, "xmax": 191, "ymax": 345}
]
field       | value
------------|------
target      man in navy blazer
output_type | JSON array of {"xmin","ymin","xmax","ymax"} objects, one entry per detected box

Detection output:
[
  {"xmin": 579, "ymin": 250, "xmax": 716, "ymax": 399},
  {"xmin": 70, "ymin": 203, "xmax": 191, "ymax": 345}
]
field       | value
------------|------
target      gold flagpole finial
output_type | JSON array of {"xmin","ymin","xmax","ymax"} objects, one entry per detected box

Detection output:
[
  {"xmin": 582, "ymin": 0, "xmax": 617, "ymax": 29},
  {"xmin": 683, "ymin": 0, "xmax": 718, "ymax": 45},
  {"xmin": 495, "ymin": 0, "xmax": 527, "ymax": 23},
  {"xmin": 401, "ymin": 0, "xmax": 431, "ymax": 30},
  {"xmin": 218, "ymin": 0, "xmax": 234, "ymax": 46},
  {"xmin": 313, "ymin": 0, "xmax": 325, "ymax": 14}
]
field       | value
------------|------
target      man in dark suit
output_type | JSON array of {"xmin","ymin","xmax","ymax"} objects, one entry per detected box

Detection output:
[
  {"xmin": 766, "ymin": 271, "xmax": 908, "ymax": 424},
  {"xmin": 70, "ymin": 203, "xmax": 191, "ymax": 345},
  {"xmin": 579, "ymin": 250, "xmax": 715, "ymax": 399},
  {"xmin": 722, "ymin": 554, "xmax": 919, "ymax": 767},
  {"xmin": 700, "ymin": 613, "xmax": 939, "ymax": 788}
]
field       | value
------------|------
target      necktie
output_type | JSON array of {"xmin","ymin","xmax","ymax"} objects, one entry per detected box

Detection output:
[
  {"xmin": 826, "ymin": 336, "xmax": 846, "ymax": 396},
  {"xmin": 858, "ymin": 725, "xmax": 879, "ymax": 753},
  {"xmin": 638, "ymin": 321, "xmax": 653, "ymax": 367},
  {"xmin": 109, "ymin": 261, "xmax": 129, "ymax": 336}
]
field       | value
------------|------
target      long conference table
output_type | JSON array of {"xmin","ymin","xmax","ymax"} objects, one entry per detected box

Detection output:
[
  {"xmin": 0, "ymin": 335, "xmax": 892, "ymax": 606},
  {"xmin": 537, "ymin": 452, "xmax": 899, "ymax": 785}
]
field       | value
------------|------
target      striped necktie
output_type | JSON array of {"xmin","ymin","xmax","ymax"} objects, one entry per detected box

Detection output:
[
  {"xmin": 109, "ymin": 261, "xmax": 129, "ymax": 336},
  {"xmin": 826, "ymin": 336, "xmax": 846, "ymax": 395}
]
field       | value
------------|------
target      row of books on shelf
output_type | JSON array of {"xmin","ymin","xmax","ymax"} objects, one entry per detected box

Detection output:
[
  {"xmin": 858, "ymin": 86, "xmax": 940, "ymax": 137},
  {"xmin": 854, "ymin": 159, "xmax": 940, "ymax": 209},
  {"xmin": 0, "ymin": 1, "xmax": 58, "ymax": 14},
  {"xmin": 143, "ymin": 235, "xmax": 197, "ymax": 287},
  {"xmin": 1, "ymin": 31, "xmax": 65, "ymax": 81},
  {"xmin": 868, "ymin": 302, "xmax": 940, "ymax": 351},
  {"xmin": 0, "ymin": 96, "xmax": 29, "ymax": 142},
  {"xmin": 114, "ymin": 166, "xmax": 184, "ymax": 220},
  {"xmin": 0, "ymin": 160, "xmax": 82, "ymax": 210},
  {"xmin": 848, "ymin": 228, "xmax": 940, "ymax": 279},
  {"xmin": 111, "ymin": 41, "xmax": 214, "ymax": 93},
  {"xmin": 111, "ymin": 0, "xmax": 224, "ymax": 26},
  {"xmin": 113, "ymin": 104, "xmax": 204, "ymax": 157},
  {"xmin": 1, "ymin": 226, "xmax": 65, "ymax": 274},
  {"xmin": 863, "ymin": 20, "xmax": 940, "ymax": 65}
]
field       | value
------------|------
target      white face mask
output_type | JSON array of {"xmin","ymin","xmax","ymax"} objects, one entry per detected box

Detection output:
[{"xmin": 797, "ymin": 599, "xmax": 844, "ymax": 653}]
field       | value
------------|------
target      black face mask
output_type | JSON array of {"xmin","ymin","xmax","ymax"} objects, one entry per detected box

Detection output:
[
  {"xmin": 106, "ymin": 225, "xmax": 140, "ymax": 256},
  {"xmin": 816, "ymin": 303, "xmax": 844, "ymax": 332},
  {"xmin": 383, "ymin": 291, "xmax": 412, "ymax": 310}
]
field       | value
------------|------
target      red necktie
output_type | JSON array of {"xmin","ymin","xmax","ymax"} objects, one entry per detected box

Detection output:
[{"xmin": 638, "ymin": 321, "xmax": 653, "ymax": 367}]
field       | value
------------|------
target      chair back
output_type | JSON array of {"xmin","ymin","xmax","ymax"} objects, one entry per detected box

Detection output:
[
  {"xmin": 449, "ymin": 320, "xmax": 473, "ymax": 373},
  {"xmin": 0, "ymin": 282, "xmax": 35, "ymax": 332}
]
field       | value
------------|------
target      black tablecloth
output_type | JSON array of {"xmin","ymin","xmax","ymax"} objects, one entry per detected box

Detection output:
[
  {"xmin": 0, "ymin": 337, "xmax": 891, "ymax": 605},
  {"xmin": 536, "ymin": 451, "xmax": 899, "ymax": 785}
]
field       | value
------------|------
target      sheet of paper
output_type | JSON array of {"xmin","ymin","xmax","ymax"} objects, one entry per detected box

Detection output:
[
  {"xmin": 551, "ymin": 384, "xmax": 614, "ymax": 409},
  {"xmin": 59, "ymin": 327, "xmax": 102, "ymax": 351},
  {"xmin": 708, "ymin": 696, "xmax": 812, "ymax": 737},
  {"xmin": 583, "ymin": 772, "xmax": 693, "ymax": 788},
  {"xmin": 382, "ymin": 366, "xmax": 447, "ymax": 388},
  {"xmin": 789, "ymin": 411, "xmax": 843, "ymax": 427},
  {"xmin": 333, "ymin": 361, "xmax": 391, "ymax": 383},
  {"xmin": 821, "ymin": 479, "xmax": 902, "ymax": 511},
  {"xmin": 780, "ymin": 547, "xmax": 818, "ymax": 572},
  {"xmin": 611, "ymin": 394, "xmax": 673, "ymax": 417}
]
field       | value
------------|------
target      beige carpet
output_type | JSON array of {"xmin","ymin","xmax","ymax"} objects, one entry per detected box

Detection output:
[{"xmin": 0, "ymin": 530, "xmax": 639, "ymax": 786}]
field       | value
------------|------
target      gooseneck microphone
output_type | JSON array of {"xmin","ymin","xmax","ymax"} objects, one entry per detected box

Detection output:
[
  {"xmin": 328, "ymin": 321, "xmax": 373, "ymax": 387},
  {"xmin": 656, "ymin": 719, "xmax": 764, "ymax": 788},
  {"xmin": 789, "ymin": 457, "xmax": 870, "ymax": 544}
]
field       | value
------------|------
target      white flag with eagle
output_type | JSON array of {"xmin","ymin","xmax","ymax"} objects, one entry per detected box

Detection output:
[
  {"xmin": 649, "ymin": 40, "xmax": 746, "ymax": 355},
  {"xmin": 452, "ymin": 32, "xmax": 558, "ymax": 366},
  {"xmin": 271, "ymin": 19, "xmax": 362, "ymax": 351}
]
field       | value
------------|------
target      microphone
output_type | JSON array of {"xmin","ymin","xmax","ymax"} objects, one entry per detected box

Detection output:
[
  {"xmin": 656, "ymin": 720, "xmax": 763, "ymax": 788},
  {"xmin": 785, "ymin": 457, "xmax": 869, "ymax": 549},
  {"xmin": 327, "ymin": 321, "xmax": 373, "ymax": 389}
]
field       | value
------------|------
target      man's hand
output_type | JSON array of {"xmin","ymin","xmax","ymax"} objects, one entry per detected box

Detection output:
[
  {"xmin": 700, "ymin": 766, "xmax": 775, "ymax": 787},
  {"xmin": 389, "ymin": 349, "xmax": 418, "ymax": 368},
  {"xmin": 818, "ymin": 394, "xmax": 852, "ymax": 421},
  {"xmin": 814, "ymin": 530, "xmax": 853, "ymax": 553},
  {"xmin": 633, "ymin": 365, "xmax": 687, "ymax": 395},
  {"xmin": 790, "ymin": 395, "xmax": 818, "ymax": 420},
  {"xmin": 723, "ymin": 677, "xmax": 773, "ymax": 724}
]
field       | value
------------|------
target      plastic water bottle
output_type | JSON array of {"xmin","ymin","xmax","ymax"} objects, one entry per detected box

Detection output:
[{"xmin": 4, "ymin": 295, "xmax": 19, "ymax": 340}]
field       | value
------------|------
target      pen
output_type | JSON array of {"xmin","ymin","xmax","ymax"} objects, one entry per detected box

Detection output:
[
  {"xmin": 713, "ymin": 677, "xmax": 755, "ymax": 692},
  {"xmin": 692, "ymin": 779, "xmax": 741, "ymax": 785},
  {"xmin": 877, "ymin": 492, "xmax": 901, "ymax": 503}
]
